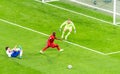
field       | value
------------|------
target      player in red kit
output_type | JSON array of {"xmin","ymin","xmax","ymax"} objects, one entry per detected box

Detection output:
[{"xmin": 40, "ymin": 32, "xmax": 63, "ymax": 54}]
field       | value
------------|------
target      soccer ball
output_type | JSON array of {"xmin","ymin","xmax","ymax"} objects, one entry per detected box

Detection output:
[{"xmin": 68, "ymin": 65, "xmax": 72, "ymax": 69}]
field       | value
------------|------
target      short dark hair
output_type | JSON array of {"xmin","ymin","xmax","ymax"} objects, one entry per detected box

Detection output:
[
  {"xmin": 52, "ymin": 32, "xmax": 56, "ymax": 36},
  {"xmin": 5, "ymin": 47, "xmax": 9, "ymax": 51}
]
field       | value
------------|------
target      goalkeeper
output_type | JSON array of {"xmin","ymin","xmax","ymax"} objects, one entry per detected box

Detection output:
[{"xmin": 59, "ymin": 19, "xmax": 76, "ymax": 40}]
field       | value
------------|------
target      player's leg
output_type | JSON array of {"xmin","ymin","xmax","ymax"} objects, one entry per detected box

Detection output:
[
  {"xmin": 61, "ymin": 27, "xmax": 67, "ymax": 39},
  {"xmin": 18, "ymin": 45, "xmax": 22, "ymax": 50},
  {"xmin": 42, "ymin": 46, "xmax": 49, "ymax": 52},
  {"xmin": 52, "ymin": 43, "xmax": 63, "ymax": 52},
  {"xmin": 19, "ymin": 50, "xmax": 23, "ymax": 58},
  {"xmin": 40, "ymin": 41, "xmax": 51, "ymax": 54},
  {"xmin": 16, "ymin": 50, "xmax": 23, "ymax": 59},
  {"xmin": 18, "ymin": 48, "xmax": 23, "ymax": 58},
  {"xmin": 15, "ymin": 47, "xmax": 23, "ymax": 58},
  {"xmin": 40, "ymin": 45, "xmax": 49, "ymax": 54},
  {"xmin": 11, "ymin": 51, "xmax": 17, "ymax": 57},
  {"xmin": 65, "ymin": 27, "xmax": 72, "ymax": 40},
  {"xmin": 54, "ymin": 44, "xmax": 60, "ymax": 51},
  {"xmin": 11, "ymin": 50, "xmax": 22, "ymax": 58}
]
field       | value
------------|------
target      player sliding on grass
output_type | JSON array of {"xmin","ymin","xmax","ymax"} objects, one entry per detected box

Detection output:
[
  {"xmin": 5, "ymin": 45, "xmax": 23, "ymax": 59},
  {"xmin": 40, "ymin": 32, "xmax": 63, "ymax": 54},
  {"xmin": 59, "ymin": 19, "xmax": 76, "ymax": 40}
]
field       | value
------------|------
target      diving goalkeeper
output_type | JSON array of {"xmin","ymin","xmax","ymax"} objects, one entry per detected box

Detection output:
[{"xmin": 59, "ymin": 19, "xmax": 76, "ymax": 40}]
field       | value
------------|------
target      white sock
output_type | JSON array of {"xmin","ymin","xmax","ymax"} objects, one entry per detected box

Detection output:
[{"xmin": 20, "ymin": 50, "xmax": 23, "ymax": 57}]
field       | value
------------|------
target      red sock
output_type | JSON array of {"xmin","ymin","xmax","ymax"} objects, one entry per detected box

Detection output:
[
  {"xmin": 42, "ymin": 46, "xmax": 49, "ymax": 52},
  {"xmin": 55, "ymin": 45, "xmax": 60, "ymax": 51}
]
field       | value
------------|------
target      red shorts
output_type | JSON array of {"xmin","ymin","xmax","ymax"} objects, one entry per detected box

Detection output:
[{"xmin": 47, "ymin": 42, "xmax": 58, "ymax": 48}]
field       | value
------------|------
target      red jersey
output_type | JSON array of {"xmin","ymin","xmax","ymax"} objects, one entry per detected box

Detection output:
[{"xmin": 48, "ymin": 35, "xmax": 56, "ymax": 43}]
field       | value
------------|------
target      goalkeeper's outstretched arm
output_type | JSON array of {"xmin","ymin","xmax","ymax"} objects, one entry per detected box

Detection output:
[
  {"xmin": 59, "ymin": 21, "xmax": 67, "ymax": 31},
  {"xmin": 71, "ymin": 22, "xmax": 76, "ymax": 33}
]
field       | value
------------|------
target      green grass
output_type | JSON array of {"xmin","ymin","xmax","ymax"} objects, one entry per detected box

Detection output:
[{"xmin": 0, "ymin": 0, "xmax": 120, "ymax": 74}]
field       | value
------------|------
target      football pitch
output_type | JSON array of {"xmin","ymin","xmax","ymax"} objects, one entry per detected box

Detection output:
[{"xmin": 1, "ymin": 0, "xmax": 120, "ymax": 74}]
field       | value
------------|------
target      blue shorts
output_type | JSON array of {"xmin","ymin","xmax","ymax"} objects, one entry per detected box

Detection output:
[{"xmin": 11, "ymin": 51, "xmax": 20, "ymax": 57}]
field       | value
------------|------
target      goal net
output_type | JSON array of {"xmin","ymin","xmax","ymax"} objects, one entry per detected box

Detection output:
[
  {"xmin": 41, "ymin": 0, "xmax": 120, "ymax": 25},
  {"xmin": 70, "ymin": 0, "xmax": 120, "ymax": 25}
]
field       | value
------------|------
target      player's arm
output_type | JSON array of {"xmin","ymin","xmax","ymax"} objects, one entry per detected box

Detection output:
[
  {"xmin": 55, "ymin": 37, "xmax": 62, "ymax": 41},
  {"xmin": 71, "ymin": 22, "xmax": 76, "ymax": 33},
  {"xmin": 59, "ymin": 21, "xmax": 67, "ymax": 31}
]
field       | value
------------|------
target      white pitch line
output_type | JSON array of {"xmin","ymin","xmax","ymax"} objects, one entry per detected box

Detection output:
[
  {"xmin": 64, "ymin": 40, "xmax": 106, "ymax": 55},
  {"xmin": 105, "ymin": 51, "xmax": 120, "ymax": 55},
  {"xmin": 35, "ymin": 0, "xmax": 113, "ymax": 25},
  {"xmin": 0, "ymin": 18, "xmax": 105, "ymax": 55},
  {"xmin": 0, "ymin": 19, "xmax": 49, "ymax": 37}
]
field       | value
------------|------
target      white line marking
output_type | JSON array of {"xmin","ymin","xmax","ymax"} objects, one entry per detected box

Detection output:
[
  {"xmin": 105, "ymin": 51, "xmax": 120, "ymax": 55},
  {"xmin": 64, "ymin": 40, "xmax": 106, "ymax": 55},
  {"xmin": 0, "ymin": 18, "xmax": 106, "ymax": 55},
  {"xmin": 0, "ymin": 19, "xmax": 49, "ymax": 37},
  {"xmin": 35, "ymin": 0, "xmax": 113, "ymax": 25}
]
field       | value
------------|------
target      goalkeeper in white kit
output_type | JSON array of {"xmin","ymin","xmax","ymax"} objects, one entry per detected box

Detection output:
[{"xmin": 59, "ymin": 19, "xmax": 76, "ymax": 40}]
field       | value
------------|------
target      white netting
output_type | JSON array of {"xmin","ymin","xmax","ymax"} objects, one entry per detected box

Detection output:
[
  {"xmin": 116, "ymin": 0, "xmax": 120, "ymax": 24},
  {"xmin": 42, "ymin": 0, "xmax": 120, "ymax": 24},
  {"xmin": 70, "ymin": 0, "xmax": 120, "ymax": 25}
]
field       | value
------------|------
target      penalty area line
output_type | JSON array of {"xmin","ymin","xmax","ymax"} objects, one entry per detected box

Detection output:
[
  {"xmin": 64, "ymin": 40, "xmax": 106, "ymax": 55},
  {"xmin": 105, "ymin": 51, "xmax": 120, "ymax": 55},
  {"xmin": 0, "ymin": 18, "xmax": 105, "ymax": 55},
  {"xmin": 0, "ymin": 19, "xmax": 49, "ymax": 37},
  {"xmin": 34, "ymin": 0, "xmax": 120, "ymax": 55}
]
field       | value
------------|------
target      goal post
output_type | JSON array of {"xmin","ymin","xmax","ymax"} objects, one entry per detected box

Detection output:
[{"xmin": 113, "ymin": 0, "xmax": 116, "ymax": 25}]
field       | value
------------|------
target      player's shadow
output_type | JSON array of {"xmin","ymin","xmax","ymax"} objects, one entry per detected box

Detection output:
[{"xmin": 41, "ymin": 52, "xmax": 63, "ymax": 64}]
